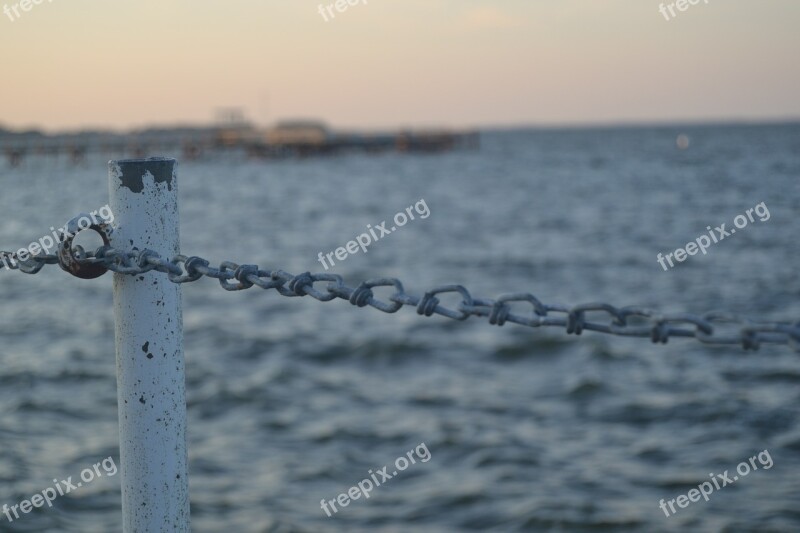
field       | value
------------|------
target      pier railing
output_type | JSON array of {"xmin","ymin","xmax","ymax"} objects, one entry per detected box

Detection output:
[{"xmin": 1, "ymin": 157, "xmax": 798, "ymax": 531}]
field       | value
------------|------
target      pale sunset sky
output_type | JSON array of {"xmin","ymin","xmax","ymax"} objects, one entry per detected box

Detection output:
[{"xmin": 0, "ymin": 0, "xmax": 798, "ymax": 132}]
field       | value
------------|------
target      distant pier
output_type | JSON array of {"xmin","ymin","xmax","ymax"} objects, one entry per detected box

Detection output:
[{"xmin": 0, "ymin": 121, "xmax": 479, "ymax": 167}]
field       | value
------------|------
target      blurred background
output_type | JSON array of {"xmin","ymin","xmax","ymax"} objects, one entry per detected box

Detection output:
[{"xmin": 0, "ymin": 1, "xmax": 799, "ymax": 532}]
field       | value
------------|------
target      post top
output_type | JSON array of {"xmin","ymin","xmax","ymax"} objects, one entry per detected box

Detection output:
[
  {"xmin": 110, "ymin": 157, "xmax": 176, "ymax": 193},
  {"xmin": 111, "ymin": 156, "xmax": 176, "ymax": 165}
]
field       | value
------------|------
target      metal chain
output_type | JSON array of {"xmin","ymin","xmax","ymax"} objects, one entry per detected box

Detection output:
[{"xmin": 2, "ymin": 245, "xmax": 799, "ymax": 352}]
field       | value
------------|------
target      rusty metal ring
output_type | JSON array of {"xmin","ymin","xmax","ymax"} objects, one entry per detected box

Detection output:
[{"xmin": 57, "ymin": 214, "xmax": 112, "ymax": 279}]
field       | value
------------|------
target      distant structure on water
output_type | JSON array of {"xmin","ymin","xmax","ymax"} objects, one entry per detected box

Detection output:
[{"xmin": 0, "ymin": 110, "xmax": 479, "ymax": 168}]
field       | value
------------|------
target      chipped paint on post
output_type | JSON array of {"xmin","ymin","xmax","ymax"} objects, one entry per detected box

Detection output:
[
  {"xmin": 116, "ymin": 157, "xmax": 175, "ymax": 193},
  {"xmin": 109, "ymin": 158, "xmax": 189, "ymax": 532}
]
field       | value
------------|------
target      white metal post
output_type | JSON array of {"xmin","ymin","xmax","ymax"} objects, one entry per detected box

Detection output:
[{"xmin": 109, "ymin": 158, "xmax": 189, "ymax": 532}]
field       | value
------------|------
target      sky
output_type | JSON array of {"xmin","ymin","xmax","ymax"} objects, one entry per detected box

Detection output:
[{"xmin": 0, "ymin": 0, "xmax": 798, "ymax": 132}]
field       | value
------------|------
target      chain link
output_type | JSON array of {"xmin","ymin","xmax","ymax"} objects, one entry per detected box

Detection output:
[{"xmin": 3, "ymin": 244, "xmax": 799, "ymax": 352}]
